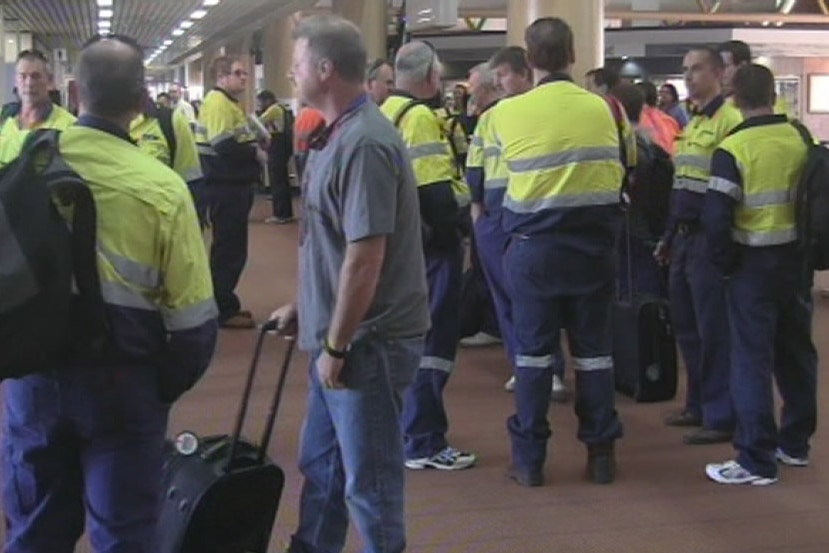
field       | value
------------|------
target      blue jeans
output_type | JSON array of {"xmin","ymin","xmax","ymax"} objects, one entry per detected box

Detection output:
[{"xmin": 289, "ymin": 335, "xmax": 423, "ymax": 553}]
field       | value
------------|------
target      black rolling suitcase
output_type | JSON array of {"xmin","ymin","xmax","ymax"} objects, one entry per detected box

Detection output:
[
  {"xmin": 612, "ymin": 211, "xmax": 678, "ymax": 403},
  {"xmin": 156, "ymin": 320, "xmax": 294, "ymax": 553}
]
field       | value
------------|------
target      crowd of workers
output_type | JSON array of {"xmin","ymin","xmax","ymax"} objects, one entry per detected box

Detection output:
[{"xmin": 0, "ymin": 12, "xmax": 819, "ymax": 553}]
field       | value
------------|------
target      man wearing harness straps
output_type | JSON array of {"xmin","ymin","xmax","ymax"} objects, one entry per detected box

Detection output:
[
  {"xmin": 196, "ymin": 56, "xmax": 260, "ymax": 329},
  {"xmin": 492, "ymin": 17, "xmax": 624, "ymax": 487},
  {"xmin": 380, "ymin": 41, "xmax": 477, "ymax": 471},
  {"xmin": 655, "ymin": 47, "xmax": 742, "ymax": 445}
]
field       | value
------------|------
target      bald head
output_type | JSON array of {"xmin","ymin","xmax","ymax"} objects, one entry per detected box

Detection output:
[{"xmin": 78, "ymin": 36, "xmax": 145, "ymax": 119}]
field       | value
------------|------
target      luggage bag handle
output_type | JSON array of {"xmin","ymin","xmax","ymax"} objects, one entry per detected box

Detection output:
[{"xmin": 225, "ymin": 320, "xmax": 296, "ymax": 472}]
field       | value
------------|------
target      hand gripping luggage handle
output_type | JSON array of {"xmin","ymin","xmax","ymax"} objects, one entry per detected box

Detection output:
[{"xmin": 225, "ymin": 320, "xmax": 295, "ymax": 472}]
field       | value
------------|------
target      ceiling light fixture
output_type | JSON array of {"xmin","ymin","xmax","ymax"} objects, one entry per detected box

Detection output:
[
  {"xmin": 203, "ymin": 0, "xmax": 221, "ymax": 6},
  {"xmin": 180, "ymin": 20, "xmax": 194, "ymax": 29},
  {"xmin": 191, "ymin": 9, "xmax": 208, "ymax": 19},
  {"xmin": 172, "ymin": 29, "xmax": 184, "ymax": 36},
  {"xmin": 97, "ymin": 0, "xmax": 113, "ymax": 6},
  {"xmin": 99, "ymin": 9, "xmax": 114, "ymax": 19},
  {"xmin": 163, "ymin": 39, "xmax": 173, "ymax": 46},
  {"xmin": 98, "ymin": 20, "xmax": 111, "ymax": 28}
]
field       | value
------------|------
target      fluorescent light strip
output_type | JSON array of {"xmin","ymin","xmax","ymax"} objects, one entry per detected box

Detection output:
[
  {"xmin": 172, "ymin": 29, "xmax": 184, "ymax": 36},
  {"xmin": 204, "ymin": 0, "xmax": 220, "ymax": 5},
  {"xmin": 99, "ymin": 8, "xmax": 113, "ymax": 18},
  {"xmin": 191, "ymin": 9, "xmax": 207, "ymax": 19},
  {"xmin": 180, "ymin": 20, "xmax": 194, "ymax": 29},
  {"xmin": 97, "ymin": 0, "xmax": 113, "ymax": 6}
]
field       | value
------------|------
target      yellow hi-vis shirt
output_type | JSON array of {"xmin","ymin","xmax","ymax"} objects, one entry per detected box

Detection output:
[
  {"xmin": 195, "ymin": 88, "xmax": 259, "ymax": 185},
  {"xmin": 0, "ymin": 103, "xmax": 76, "ymax": 167},
  {"xmin": 131, "ymin": 109, "xmax": 203, "ymax": 186}
]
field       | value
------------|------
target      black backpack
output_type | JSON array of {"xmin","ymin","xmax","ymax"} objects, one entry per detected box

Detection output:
[
  {"xmin": 627, "ymin": 132, "xmax": 674, "ymax": 242},
  {"xmin": 792, "ymin": 122, "xmax": 829, "ymax": 270},
  {"xmin": 0, "ymin": 130, "xmax": 108, "ymax": 380},
  {"xmin": 157, "ymin": 106, "xmax": 178, "ymax": 166}
]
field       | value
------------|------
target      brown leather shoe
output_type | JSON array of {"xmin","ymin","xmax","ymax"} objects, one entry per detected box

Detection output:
[
  {"xmin": 220, "ymin": 313, "xmax": 256, "ymax": 329},
  {"xmin": 682, "ymin": 428, "xmax": 732, "ymax": 445},
  {"xmin": 664, "ymin": 410, "xmax": 703, "ymax": 427}
]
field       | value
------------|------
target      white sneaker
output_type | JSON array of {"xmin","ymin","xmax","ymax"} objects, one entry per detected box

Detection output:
[
  {"xmin": 705, "ymin": 460, "xmax": 777, "ymax": 486},
  {"xmin": 551, "ymin": 375, "xmax": 571, "ymax": 403},
  {"xmin": 404, "ymin": 446, "xmax": 477, "ymax": 471},
  {"xmin": 504, "ymin": 375, "xmax": 516, "ymax": 392},
  {"xmin": 776, "ymin": 448, "xmax": 809, "ymax": 467},
  {"xmin": 459, "ymin": 332, "xmax": 502, "ymax": 347}
]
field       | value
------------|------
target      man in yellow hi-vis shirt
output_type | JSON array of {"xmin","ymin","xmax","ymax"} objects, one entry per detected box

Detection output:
[
  {"xmin": 196, "ymin": 56, "xmax": 260, "ymax": 329},
  {"xmin": 381, "ymin": 41, "xmax": 477, "ymax": 472},
  {"xmin": 0, "ymin": 49, "xmax": 75, "ymax": 167},
  {"xmin": 1, "ymin": 35, "xmax": 217, "ymax": 553}
]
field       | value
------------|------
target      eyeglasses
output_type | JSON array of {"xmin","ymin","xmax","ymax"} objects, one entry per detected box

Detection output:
[{"xmin": 231, "ymin": 69, "xmax": 249, "ymax": 78}]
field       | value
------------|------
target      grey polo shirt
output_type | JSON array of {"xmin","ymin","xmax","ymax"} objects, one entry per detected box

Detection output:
[{"xmin": 297, "ymin": 96, "xmax": 430, "ymax": 352}]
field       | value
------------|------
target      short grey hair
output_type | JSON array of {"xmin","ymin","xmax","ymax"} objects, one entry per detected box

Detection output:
[
  {"xmin": 395, "ymin": 41, "xmax": 438, "ymax": 84},
  {"xmin": 293, "ymin": 14, "xmax": 367, "ymax": 84},
  {"xmin": 470, "ymin": 62, "xmax": 498, "ymax": 91}
]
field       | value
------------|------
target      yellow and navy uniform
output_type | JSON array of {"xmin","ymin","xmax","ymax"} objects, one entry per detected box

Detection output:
[
  {"xmin": 131, "ymin": 108, "xmax": 203, "ymax": 187},
  {"xmin": 703, "ymin": 114, "xmax": 808, "ymax": 272},
  {"xmin": 663, "ymin": 95, "xmax": 742, "ymax": 243},
  {"xmin": 62, "ymin": 115, "xmax": 217, "ymax": 371},
  {"xmin": 195, "ymin": 88, "xmax": 259, "ymax": 185},
  {"xmin": 381, "ymin": 93, "xmax": 470, "ymax": 246},
  {"xmin": 259, "ymin": 103, "xmax": 287, "ymax": 135},
  {"xmin": 466, "ymin": 100, "xmax": 506, "ymax": 212},
  {"xmin": 0, "ymin": 103, "xmax": 76, "ymax": 167},
  {"xmin": 492, "ymin": 74, "xmax": 625, "ymax": 245}
]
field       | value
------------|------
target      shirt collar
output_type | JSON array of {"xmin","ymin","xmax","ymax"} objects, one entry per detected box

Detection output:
[
  {"xmin": 77, "ymin": 114, "xmax": 136, "ymax": 144},
  {"xmin": 214, "ymin": 87, "xmax": 239, "ymax": 104},
  {"xmin": 729, "ymin": 113, "xmax": 788, "ymax": 135},
  {"xmin": 478, "ymin": 98, "xmax": 500, "ymax": 116},
  {"xmin": 537, "ymin": 72, "xmax": 574, "ymax": 86},
  {"xmin": 16, "ymin": 102, "xmax": 54, "ymax": 127},
  {"xmin": 691, "ymin": 95, "xmax": 725, "ymax": 118},
  {"xmin": 308, "ymin": 93, "xmax": 370, "ymax": 150}
]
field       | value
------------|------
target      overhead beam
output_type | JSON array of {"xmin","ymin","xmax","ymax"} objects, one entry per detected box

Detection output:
[{"xmin": 603, "ymin": 11, "xmax": 829, "ymax": 24}]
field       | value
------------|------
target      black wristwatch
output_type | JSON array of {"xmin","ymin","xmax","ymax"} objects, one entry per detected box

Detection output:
[{"xmin": 323, "ymin": 337, "xmax": 350, "ymax": 359}]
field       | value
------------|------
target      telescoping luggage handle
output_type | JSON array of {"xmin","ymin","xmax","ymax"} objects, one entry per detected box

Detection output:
[{"xmin": 225, "ymin": 319, "xmax": 295, "ymax": 472}]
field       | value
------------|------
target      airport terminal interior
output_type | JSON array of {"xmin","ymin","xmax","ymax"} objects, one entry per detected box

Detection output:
[{"xmin": 2, "ymin": 0, "xmax": 829, "ymax": 551}]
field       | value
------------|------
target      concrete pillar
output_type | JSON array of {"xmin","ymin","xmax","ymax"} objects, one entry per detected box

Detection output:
[
  {"xmin": 332, "ymin": 0, "xmax": 387, "ymax": 61},
  {"xmin": 262, "ymin": 16, "xmax": 296, "ymax": 102},
  {"xmin": 507, "ymin": 0, "xmax": 604, "ymax": 85},
  {"xmin": 0, "ymin": 3, "xmax": 6, "ymax": 103}
]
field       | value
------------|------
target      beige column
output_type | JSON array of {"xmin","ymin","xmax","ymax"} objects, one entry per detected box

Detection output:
[
  {"xmin": 332, "ymin": 0, "xmax": 387, "ymax": 61},
  {"xmin": 263, "ymin": 17, "xmax": 296, "ymax": 102},
  {"xmin": 507, "ymin": 0, "xmax": 604, "ymax": 84},
  {"xmin": 187, "ymin": 59, "xmax": 204, "ymax": 101}
]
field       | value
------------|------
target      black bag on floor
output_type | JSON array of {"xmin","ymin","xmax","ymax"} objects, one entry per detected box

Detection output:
[
  {"xmin": 156, "ymin": 321, "xmax": 294, "ymax": 553},
  {"xmin": 613, "ymin": 212, "xmax": 678, "ymax": 403}
]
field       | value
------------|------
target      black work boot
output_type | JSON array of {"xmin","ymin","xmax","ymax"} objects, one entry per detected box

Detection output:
[
  {"xmin": 505, "ymin": 464, "xmax": 544, "ymax": 487},
  {"xmin": 586, "ymin": 443, "xmax": 616, "ymax": 484}
]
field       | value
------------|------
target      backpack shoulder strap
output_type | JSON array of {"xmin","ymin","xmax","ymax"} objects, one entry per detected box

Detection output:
[
  {"xmin": 157, "ymin": 107, "xmax": 177, "ymax": 167},
  {"xmin": 791, "ymin": 121, "xmax": 815, "ymax": 150},
  {"xmin": 393, "ymin": 100, "xmax": 424, "ymax": 129}
]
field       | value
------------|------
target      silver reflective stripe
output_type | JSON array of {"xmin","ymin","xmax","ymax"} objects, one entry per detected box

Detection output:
[
  {"xmin": 420, "ymin": 356, "xmax": 454, "ymax": 373},
  {"xmin": 572, "ymin": 356, "xmax": 613, "ymax": 371},
  {"xmin": 183, "ymin": 166, "xmax": 203, "ymax": 184},
  {"xmin": 470, "ymin": 135, "xmax": 484, "ymax": 147},
  {"xmin": 101, "ymin": 280, "xmax": 156, "ymax": 311},
  {"xmin": 675, "ymin": 154, "xmax": 711, "ymax": 172},
  {"xmin": 743, "ymin": 189, "xmax": 794, "ymax": 209},
  {"xmin": 197, "ymin": 144, "xmax": 216, "ymax": 156},
  {"xmin": 732, "ymin": 228, "xmax": 797, "ymax": 246},
  {"xmin": 455, "ymin": 191, "xmax": 472, "ymax": 207},
  {"xmin": 99, "ymin": 246, "xmax": 160, "ymax": 289},
  {"xmin": 708, "ymin": 177, "xmax": 742, "ymax": 201},
  {"xmin": 483, "ymin": 146, "xmax": 500, "ymax": 159},
  {"xmin": 408, "ymin": 142, "xmax": 447, "ymax": 160},
  {"xmin": 209, "ymin": 131, "xmax": 235, "ymax": 148},
  {"xmin": 674, "ymin": 177, "xmax": 708, "ymax": 194},
  {"xmin": 508, "ymin": 146, "xmax": 620, "ymax": 173},
  {"xmin": 162, "ymin": 298, "xmax": 218, "ymax": 331},
  {"xmin": 0, "ymin": 203, "xmax": 38, "ymax": 314},
  {"xmin": 484, "ymin": 177, "xmax": 508, "ymax": 190},
  {"xmin": 516, "ymin": 354, "xmax": 553, "ymax": 368},
  {"xmin": 503, "ymin": 190, "xmax": 620, "ymax": 213}
]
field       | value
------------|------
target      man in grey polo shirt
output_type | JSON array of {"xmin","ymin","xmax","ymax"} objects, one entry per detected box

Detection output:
[{"xmin": 270, "ymin": 14, "xmax": 429, "ymax": 553}]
